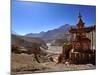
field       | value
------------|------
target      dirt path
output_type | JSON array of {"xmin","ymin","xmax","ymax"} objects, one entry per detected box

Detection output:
[
  {"xmin": 46, "ymin": 43, "xmax": 62, "ymax": 54},
  {"xmin": 36, "ymin": 62, "xmax": 95, "ymax": 72}
]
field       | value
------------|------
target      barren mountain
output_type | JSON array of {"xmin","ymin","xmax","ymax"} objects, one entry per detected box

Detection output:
[
  {"xmin": 11, "ymin": 34, "xmax": 48, "ymax": 52},
  {"xmin": 25, "ymin": 24, "xmax": 71, "ymax": 42}
]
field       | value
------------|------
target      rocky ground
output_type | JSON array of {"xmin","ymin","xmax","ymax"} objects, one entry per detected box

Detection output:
[{"xmin": 11, "ymin": 45, "xmax": 96, "ymax": 75}]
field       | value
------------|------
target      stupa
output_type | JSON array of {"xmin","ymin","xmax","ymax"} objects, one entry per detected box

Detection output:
[{"xmin": 58, "ymin": 13, "xmax": 96, "ymax": 65}]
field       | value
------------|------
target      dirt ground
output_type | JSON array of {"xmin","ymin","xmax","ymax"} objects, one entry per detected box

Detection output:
[{"xmin": 11, "ymin": 45, "xmax": 96, "ymax": 75}]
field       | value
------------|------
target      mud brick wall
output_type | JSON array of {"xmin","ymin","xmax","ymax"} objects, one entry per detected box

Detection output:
[{"xmin": 69, "ymin": 52, "xmax": 95, "ymax": 64}]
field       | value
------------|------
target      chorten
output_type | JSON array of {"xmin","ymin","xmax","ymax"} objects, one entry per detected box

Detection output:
[{"xmin": 69, "ymin": 13, "xmax": 95, "ymax": 52}]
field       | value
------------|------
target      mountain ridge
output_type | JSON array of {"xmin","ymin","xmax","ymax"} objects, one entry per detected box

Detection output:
[{"xmin": 25, "ymin": 24, "xmax": 71, "ymax": 42}]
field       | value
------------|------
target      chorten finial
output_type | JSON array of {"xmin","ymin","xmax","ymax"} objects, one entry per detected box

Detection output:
[
  {"xmin": 77, "ymin": 12, "xmax": 84, "ymax": 29},
  {"xmin": 78, "ymin": 12, "xmax": 82, "ymax": 18}
]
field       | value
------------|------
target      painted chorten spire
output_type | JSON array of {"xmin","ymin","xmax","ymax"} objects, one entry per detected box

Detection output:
[
  {"xmin": 69, "ymin": 12, "xmax": 95, "ymax": 34},
  {"xmin": 77, "ymin": 12, "xmax": 85, "ymax": 29}
]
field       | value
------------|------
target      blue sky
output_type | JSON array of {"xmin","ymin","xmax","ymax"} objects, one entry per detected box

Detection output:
[{"xmin": 12, "ymin": 0, "xmax": 96, "ymax": 35}]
